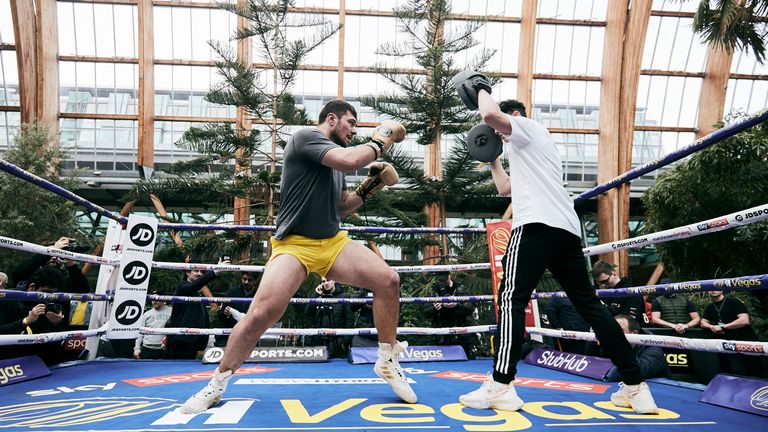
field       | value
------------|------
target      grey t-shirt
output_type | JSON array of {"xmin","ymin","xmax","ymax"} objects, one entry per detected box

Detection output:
[{"xmin": 274, "ymin": 128, "xmax": 346, "ymax": 240}]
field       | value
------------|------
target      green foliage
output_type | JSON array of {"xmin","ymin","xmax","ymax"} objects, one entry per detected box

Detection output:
[
  {"xmin": 642, "ymin": 117, "xmax": 768, "ymax": 280},
  {"xmin": 0, "ymin": 122, "xmax": 87, "ymax": 272},
  {"xmin": 642, "ymin": 116, "xmax": 768, "ymax": 338},
  {"xmin": 691, "ymin": 0, "xmax": 768, "ymax": 63},
  {"xmin": 361, "ymin": 0, "xmax": 495, "ymax": 145}
]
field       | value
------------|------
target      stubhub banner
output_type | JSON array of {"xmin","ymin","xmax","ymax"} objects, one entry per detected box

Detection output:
[
  {"xmin": 523, "ymin": 347, "xmax": 613, "ymax": 380},
  {"xmin": 349, "ymin": 345, "xmax": 467, "ymax": 364}
]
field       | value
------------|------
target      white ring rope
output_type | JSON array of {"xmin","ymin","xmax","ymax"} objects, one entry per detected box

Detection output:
[
  {"xmin": 3, "ymin": 203, "xmax": 766, "ymax": 273},
  {"xmin": 0, "ymin": 324, "xmax": 109, "ymax": 346},
  {"xmin": 141, "ymin": 325, "xmax": 497, "ymax": 338},
  {"xmin": 527, "ymin": 327, "xmax": 768, "ymax": 356}
]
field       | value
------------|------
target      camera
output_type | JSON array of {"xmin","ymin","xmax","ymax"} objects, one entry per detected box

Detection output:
[
  {"xmin": 63, "ymin": 240, "xmax": 90, "ymax": 253},
  {"xmin": 45, "ymin": 302, "xmax": 63, "ymax": 314},
  {"xmin": 220, "ymin": 255, "xmax": 231, "ymax": 262}
]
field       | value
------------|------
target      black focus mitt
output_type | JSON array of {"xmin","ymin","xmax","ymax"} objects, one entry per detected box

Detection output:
[
  {"xmin": 466, "ymin": 123, "xmax": 503, "ymax": 162},
  {"xmin": 451, "ymin": 70, "xmax": 492, "ymax": 111}
]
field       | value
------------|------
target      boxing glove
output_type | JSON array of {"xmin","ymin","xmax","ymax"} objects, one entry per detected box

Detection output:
[
  {"xmin": 366, "ymin": 121, "xmax": 406, "ymax": 157},
  {"xmin": 355, "ymin": 162, "xmax": 399, "ymax": 200}
]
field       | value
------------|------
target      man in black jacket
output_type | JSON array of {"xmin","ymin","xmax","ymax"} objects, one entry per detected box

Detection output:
[
  {"xmin": 166, "ymin": 258, "xmax": 228, "ymax": 359},
  {"xmin": 592, "ymin": 261, "xmax": 647, "ymax": 326},
  {"xmin": 305, "ymin": 278, "xmax": 353, "ymax": 358},
  {"xmin": 216, "ymin": 272, "xmax": 261, "ymax": 347},
  {"xmin": 424, "ymin": 273, "xmax": 476, "ymax": 358},
  {"xmin": 604, "ymin": 314, "xmax": 670, "ymax": 382}
]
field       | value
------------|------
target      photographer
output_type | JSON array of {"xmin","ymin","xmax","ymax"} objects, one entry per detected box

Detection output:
[
  {"xmin": 0, "ymin": 266, "xmax": 69, "ymax": 364},
  {"xmin": 304, "ymin": 279, "xmax": 353, "ymax": 358},
  {"xmin": 216, "ymin": 271, "xmax": 261, "ymax": 347},
  {"xmin": 351, "ymin": 289, "xmax": 378, "ymax": 348},
  {"xmin": 11, "ymin": 237, "xmax": 91, "ymax": 298}
]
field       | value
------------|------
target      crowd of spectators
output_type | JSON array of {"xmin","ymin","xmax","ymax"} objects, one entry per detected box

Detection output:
[{"xmin": 1, "ymin": 247, "xmax": 764, "ymax": 383}]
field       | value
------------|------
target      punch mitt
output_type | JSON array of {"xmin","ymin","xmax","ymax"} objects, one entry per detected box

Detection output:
[
  {"xmin": 451, "ymin": 70, "xmax": 492, "ymax": 111},
  {"xmin": 466, "ymin": 123, "xmax": 503, "ymax": 162}
]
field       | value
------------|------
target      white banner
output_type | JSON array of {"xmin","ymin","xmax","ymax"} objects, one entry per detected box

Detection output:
[{"xmin": 107, "ymin": 215, "xmax": 158, "ymax": 339}]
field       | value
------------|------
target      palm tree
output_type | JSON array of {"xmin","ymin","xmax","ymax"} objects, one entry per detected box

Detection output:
[
  {"xmin": 361, "ymin": 0, "xmax": 497, "ymax": 264},
  {"xmin": 690, "ymin": 0, "xmax": 768, "ymax": 63}
]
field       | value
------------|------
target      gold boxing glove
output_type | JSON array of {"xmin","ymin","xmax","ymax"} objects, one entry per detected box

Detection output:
[
  {"xmin": 366, "ymin": 121, "xmax": 406, "ymax": 157},
  {"xmin": 355, "ymin": 162, "xmax": 399, "ymax": 200}
]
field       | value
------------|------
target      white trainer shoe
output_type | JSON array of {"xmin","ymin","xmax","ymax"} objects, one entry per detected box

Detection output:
[
  {"xmin": 374, "ymin": 341, "xmax": 418, "ymax": 403},
  {"xmin": 610, "ymin": 382, "xmax": 659, "ymax": 414},
  {"xmin": 459, "ymin": 373, "xmax": 524, "ymax": 411},
  {"xmin": 178, "ymin": 368, "xmax": 233, "ymax": 414}
]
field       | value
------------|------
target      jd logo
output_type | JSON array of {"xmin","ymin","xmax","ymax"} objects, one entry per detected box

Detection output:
[
  {"xmin": 123, "ymin": 261, "xmax": 149, "ymax": 285},
  {"xmin": 130, "ymin": 223, "xmax": 155, "ymax": 247},
  {"xmin": 115, "ymin": 300, "xmax": 142, "ymax": 325}
]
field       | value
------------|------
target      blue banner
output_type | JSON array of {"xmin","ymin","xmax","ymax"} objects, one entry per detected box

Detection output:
[
  {"xmin": 700, "ymin": 374, "xmax": 768, "ymax": 417},
  {"xmin": 349, "ymin": 345, "xmax": 467, "ymax": 364},
  {"xmin": 0, "ymin": 356, "xmax": 51, "ymax": 387}
]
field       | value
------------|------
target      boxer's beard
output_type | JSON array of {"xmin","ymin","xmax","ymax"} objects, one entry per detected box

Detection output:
[{"xmin": 329, "ymin": 124, "xmax": 347, "ymax": 147}]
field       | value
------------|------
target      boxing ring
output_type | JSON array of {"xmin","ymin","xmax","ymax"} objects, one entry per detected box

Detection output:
[{"xmin": 1, "ymin": 108, "xmax": 767, "ymax": 431}]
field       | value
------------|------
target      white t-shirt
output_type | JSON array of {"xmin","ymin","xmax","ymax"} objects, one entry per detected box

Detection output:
[{"xmin": 503, "ymin": 114, "xmax": 580, "ymax": 237}]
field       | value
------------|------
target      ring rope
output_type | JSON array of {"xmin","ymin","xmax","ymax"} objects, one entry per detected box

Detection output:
[
  {"xmin": 574, "ymin": 106, "xmax": 768, "ymax": 203},
  {"xmin": 2, "ymin": 273, "xmax": 766, "ymax": 306},
  {"xmin": 527, "ymin": 327, "xmax": 768, "ymax": 356},
  {"xmin": 0, "ymin": 324, "xmax": 108, "ymax": 346},
  {"xmin": 141, "ymin": 325, "xmax": 496, "ymax": 338}
]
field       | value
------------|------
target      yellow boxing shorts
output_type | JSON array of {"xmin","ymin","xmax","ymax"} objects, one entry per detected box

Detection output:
[{"xmin": 268, "ymin": 230, "xmax": 351, "ymax": 277}]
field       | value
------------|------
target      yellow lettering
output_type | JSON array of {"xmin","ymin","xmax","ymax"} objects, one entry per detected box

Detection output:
[
  {"xmin": 360, "ymin": 403, "xmax": 434, "ymax": 423},
  {"xmin": 593, "ymin": 401, "xmax": 680, "ymax": 419},
  {"xmin": 522, "ymin": 402, "xmax": 614, "ymax": 420},
  {"xmin": 281, "ymin": 398, "xmax": 367, "ymax": 423},
  {"xmin": 441, "ymin": 402, "xmax": 532, "ymax": 431}
]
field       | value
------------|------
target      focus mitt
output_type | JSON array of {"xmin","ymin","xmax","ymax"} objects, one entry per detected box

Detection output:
[
  {"xmin": 466, "ymin": 123, "xmax": 503, "ymax": 162},
  {"xmin": 355, "ymin": 162, "xmax": 399, "ymax": 200},
  {"xmin": 451, "ymin": 70, "xmax": 492, "ymax": 111}
]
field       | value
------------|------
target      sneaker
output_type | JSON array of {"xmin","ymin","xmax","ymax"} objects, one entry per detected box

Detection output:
[
  {"xmin": 459, "ymin": 373, "xmax": 524, "ymax": 411},
  {"xmin": 610, "ymin": 382, "xmax": 658, "ymax": 414},
  {"xmin": 374, "ymin": 341, "xmax": 418, "ymax": 403},
  {"xmin": 178, "ymin": 368, "xmax": 233, "ymax": 414}
]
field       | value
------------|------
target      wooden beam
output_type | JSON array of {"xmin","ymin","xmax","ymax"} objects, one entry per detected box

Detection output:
[
  {"xmin": 59, "ymin": 55, "xmax": 139, "ymax": 64},
  {"xmin": 616, "ymin": 0, "xmax": 653, "ymax": 276},
  {"xmin": 0, "ymin": 106, "xmax": 21, "ymax": 112},
  {"xmin": 517, "ymin": 0, "xmax": 537, "ymax": 114},
  {"xmin": 596, "ymin": 0, "xmax": 628, "ymax": 270},
  {"xmin": 9, "ymin": 0, "xmax": 38, "ymax": 124},
  {"xmin": 37, "ymin": 0, "xmax": 59, "ymax": 131},
  {"xmin": 0, "ymin": 43, "xmax": 14, "ymax": 51},
  {"xmin": 646, "ymin": 262, "xmax": 665, "ymax": 285},
  {"xmin": 337, "ymin": 0, "xmax": 346, "ymax": 99},
  {"xmin": 696, "ymin": 45, "xmax": 733, "ymax": 138},
  {"xmin": 137, "ymin": 0, "xmax": 155, "ymax": 176},
  {"xmin": 60, "ymin": 112, "xmax": 138, "ymax": 120},
  {"xmin": 150, "ymin": 194, "xmax": 183, "ymax": 247},
  {"xmin": 234, "ymin": 0, "xmax": 252, "ymax": 228}
]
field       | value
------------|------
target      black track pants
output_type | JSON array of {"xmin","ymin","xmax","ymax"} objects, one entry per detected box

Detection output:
[{"xmin": 493, "ymin": 223, "xmax": 642, "ymax": 385}]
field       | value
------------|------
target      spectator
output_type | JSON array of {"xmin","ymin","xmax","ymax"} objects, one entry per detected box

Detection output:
[
  {"xmin": 544, "ymin": 295, "xmax": 590, "ymax": 354},
  {"xmin": 134, "ymin": 290, "xmax": 173, "ymax": 359},
  {"xmin": 604, "ymin": 314, "xmax": 670, "ymax": 382},
  {"xmin": 351, "ymin": 289, "xmax": 378, "ymax": 348},
  {"xmin": 165, "ymin": 258, "xmax": 228, "ymax": 359},
  {"xmin": 0, "ymin": 266, "xmax": 68, "ymax": 364},
  {"xmin": 700, "ymin": 290, "xmax": 762, "ymax": 376},
  {"xmin": 216, "ymin": 272, "xmax": 261, "ymax": 347},
  {"xmin": 0, "ymin": 272, "xmax": 7, "ymax": 289},
  {"xmin": 424, "ymin": 272, "xmax": 476, "ymax": 358},
  {"xmin": 11, "ymin": 237, "xmax": 91, "ymax": 296},
  {"xmin": 651, "ymin": 279, "xmax": 700, "ymax": 334},
  {"xmin": 305, "ymin": 278, "xmax": 353, "ymax": 358},
  {"xmin": 592, "ymin": 261, "xmax": 647, "ymax": 326}
]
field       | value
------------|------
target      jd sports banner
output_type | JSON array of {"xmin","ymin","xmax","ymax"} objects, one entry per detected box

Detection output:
[{"xmin": 107, "ymin": 215, "xmax": 158, "ymax": 339}]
